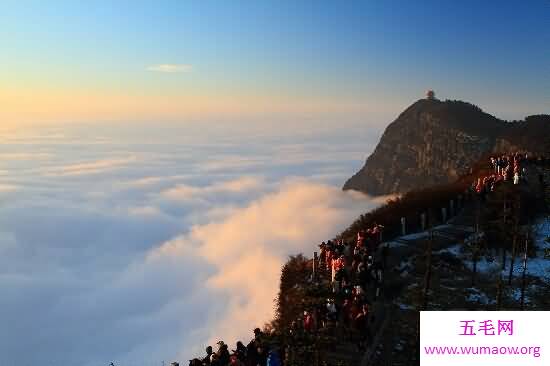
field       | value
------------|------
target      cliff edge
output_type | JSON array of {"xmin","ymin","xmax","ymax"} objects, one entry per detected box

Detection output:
[{"xmin": 343, "ymin": 98, "xmax": 549, "ymax": 195}]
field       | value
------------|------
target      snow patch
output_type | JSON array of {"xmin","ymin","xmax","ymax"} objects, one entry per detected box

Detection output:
[
  {"xmin": 436, "ymin": 244, "xmax": 462, "ymax": 256},
  {"xmin": 465, "ymin": 287, "xmax": 494, "ymax": 305},
  {"xmin": 528, "ymin": 217, "xmax": 550, "ymax": 282},
  {"xmin": 463, "ymin": 257, "xmax": 501, "ymax": 274}
]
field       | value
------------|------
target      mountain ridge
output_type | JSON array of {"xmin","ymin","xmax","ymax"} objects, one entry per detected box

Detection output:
[{"xmin": 343, "ymin": 98, "xmax": 550, "ymax": 195}]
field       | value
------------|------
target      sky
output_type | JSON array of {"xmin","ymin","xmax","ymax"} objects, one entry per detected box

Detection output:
[{"xmin": 1, "ymin": 0, "xmax": 548, "ymax": 126}]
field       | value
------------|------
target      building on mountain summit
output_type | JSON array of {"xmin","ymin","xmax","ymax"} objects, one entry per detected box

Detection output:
[{"xmin": 426, "ymin": 89, "xmax": 436, "ymax": 100}]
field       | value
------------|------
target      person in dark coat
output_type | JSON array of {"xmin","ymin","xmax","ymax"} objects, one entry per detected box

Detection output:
[
  {"xmin": 202, "ymin": 346, "xmax": 213, "ymax": 365},
  {"xmin": 246, "ymin": 339, "xmax": 260, "ymax": 366},
  {"xmin": 256, "ymin": 344, "xmax": 268, "ymax": 366},
  {"xmin": 209, "ymin": 353, "xmax": 221, "ymax": 366},
  {"xmin": 247, "ymin": 327, "xmax": 267, "ymax": 366},
  {"xmin": 233, "ymin": 341, "xmax": 247, "ymax": 363},
  {"xmin": 216, "ymin": 341, "xmax": 230, "ymax": 366}
]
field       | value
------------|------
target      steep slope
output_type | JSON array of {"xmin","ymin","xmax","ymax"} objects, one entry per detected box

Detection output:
[{"xmin": 343, "ymin": 98, "xmax": 550, "ymax": 195}]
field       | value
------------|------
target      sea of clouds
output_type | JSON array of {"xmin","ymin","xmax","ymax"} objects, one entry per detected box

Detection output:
[{"xmin": 0, "ymin": 121, "xmax": 383, "ymax": 365}]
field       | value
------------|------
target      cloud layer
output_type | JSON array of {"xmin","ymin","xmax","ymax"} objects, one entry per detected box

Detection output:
[
  {"xmin": 152, "ymin": 179, "xmax": 377, "ymax": 355},
  {"xmin": 0, "ymin": 122, "xmax": 378, "ymax": 365}
]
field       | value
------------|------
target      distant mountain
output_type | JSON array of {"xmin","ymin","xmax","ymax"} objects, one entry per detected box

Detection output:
[{"xmin": 343, "ymin": 97, "xmax": 550, "ymax": 195}]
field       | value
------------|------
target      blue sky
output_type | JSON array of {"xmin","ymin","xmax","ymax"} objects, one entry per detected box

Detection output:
[{"xmin": 1, "ymin": 0, "xmax": 548, "ymax": 124}]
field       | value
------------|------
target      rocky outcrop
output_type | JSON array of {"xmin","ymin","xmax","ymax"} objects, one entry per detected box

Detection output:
[{"xmin": 343, "ymin": 99, "xmax": 549, "ymax": 195}]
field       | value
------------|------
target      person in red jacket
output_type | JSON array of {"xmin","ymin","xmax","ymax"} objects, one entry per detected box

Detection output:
[{"xmin": 303, "ymin": 311, "xmax": 314, "ymax": 332}]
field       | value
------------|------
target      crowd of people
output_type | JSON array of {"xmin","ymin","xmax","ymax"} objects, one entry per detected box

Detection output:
[
  {"xmin": 314, "ymin": 223, "xmax": 386, "ymax": 348},
  {"xmin": 475, "ymin": 153, "xmax": 528, "ymax": 196},
  {"xmin": 187, "ymin": 222, "xmax": 388, "ymax": 366},
  {"xmin": 188, "ymin": 328, "xmax": 281, "ymax": 366},
  {"xmin": 186, "ymin": 152, "xmax": 539, "ymax": 366}
]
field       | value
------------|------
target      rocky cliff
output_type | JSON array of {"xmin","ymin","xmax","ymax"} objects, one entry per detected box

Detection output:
[{"xmin": 343, "ymin": 98, "xmax": 550, "ymax": 195}]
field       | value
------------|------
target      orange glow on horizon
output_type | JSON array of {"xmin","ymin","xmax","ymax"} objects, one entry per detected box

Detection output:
[{"xmin": 0, "ymin": 86, "xmax": 384, "ymax": 127}]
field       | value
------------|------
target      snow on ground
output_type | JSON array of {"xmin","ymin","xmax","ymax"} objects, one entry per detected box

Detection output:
[
  {"xmin": 398, "ymin": 303, "xmax": 415, "ymax": 310},
  {"xmin": 465, "ymin": 287, "xmax": 494, "ymax": 305},
  {"xmin": 436, "ymin": 243, "xmax": 462, "ymax": 256},
  {"xmin": 525, "ymin": 256, "xmax": 550, "ymax": 282},
  {"xmin": 509, "ymin": 286, "xmax": 535, "ymax": 304},
  {"xmin": 463, "ymin": 256, "xmax": 501, "ymax": 274},
  {"xmin": 398, "ymin": 257, "xmax": 414, "ymax": 278},
  {"xmin": 385, "ymin": 224, "xmax": 455, "ymax": 248},
  {"xmin": 432, "ymin": 218, "xmax": 550, "ymax": 283},
  {"xmin": 385, "ymin": 241, "xmax": 406, "ymax": 248},
  {"xmin": 528, "ymin": 216, "xmax": 550, "ymax": 282},
  {"xmin": 463, "ymin": 232, "xmax": 484, "ymax": 245},
  {"xmin": 458, "ymin": 231, "xmax": 501, "ymax": 274},
  {"xmin": 400, "ymin": 224, "xmax": 453, "ymax": 241}
]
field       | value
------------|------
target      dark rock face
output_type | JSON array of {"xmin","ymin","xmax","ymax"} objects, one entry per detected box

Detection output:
[{"xmin": 343, "ymin": 99, "xmax": 550, "ymax": 195}]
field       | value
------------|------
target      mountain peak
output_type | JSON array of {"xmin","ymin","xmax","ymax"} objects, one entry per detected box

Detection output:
[{"xmin": 343, "ymin": 99, "xmax": 549, "ymax": 195}]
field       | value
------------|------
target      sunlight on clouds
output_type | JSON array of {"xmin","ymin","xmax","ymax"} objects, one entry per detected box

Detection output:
[
  {"xmin": 115, "ymin": 175, "xmax": 195, "ymax": 192},
  {"xmin": 0, "ymin": 152, "xmax": 53, "ymax": 160},
  {"xmin": 200, "ymin": 156, "xmax": 265, "ymax": 172},
  {"xmin": 0, "ymin": 184, "xmax": 18, "ymax": 193},
  {"xmin": 216, "ymin": 176, "xmax": 265, "ymax": 192},
  {"xmin": 161, "ymin": 176, "xmax": 265, "ymax": 201},
  {"xmin": 122, "ymin": 176, "xmax": 172, "ymax": 187},
  {"xmin": 0, "ymin": 121, "xmax": 375, "ymax": 364},
  {"xmin": 44, "ymin": 156, "xmax": 137, "ymax": 176},
  {"xmin": 150, "ymin": 179, "xmax": 383, "ymax": 354}
]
